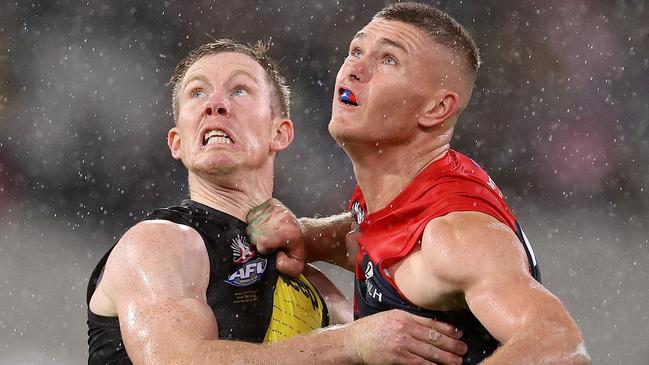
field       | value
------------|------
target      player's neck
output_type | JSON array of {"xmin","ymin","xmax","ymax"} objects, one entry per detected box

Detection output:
[
  {"xmin": 352, "ymin": 142, "xmax": 450, "ymax": 214},
  {"xmin": 187, "ymin": 168, "xmax": 273, "ymax": 222}
]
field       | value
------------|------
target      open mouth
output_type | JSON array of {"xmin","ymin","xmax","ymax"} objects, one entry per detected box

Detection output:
[
  {"xmin": 339, "ymin": 88, "xmax": 358, "ymax": 106},
  {"xmin": 203, "ymin": 129, "xmax": 233, "ymax": 145}
]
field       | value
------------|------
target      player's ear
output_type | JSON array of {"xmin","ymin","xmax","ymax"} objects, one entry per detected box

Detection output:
[
  {"xmin": 270, "ymin": 118, "xmax": 294, "ymax": 152},
  {"xmin": 419, "ymin": 89, "xmax": 459, "ymax": 128},
  {"xmin": 168, "ymin": 127, "xmax": 182, "ymax": 160}
]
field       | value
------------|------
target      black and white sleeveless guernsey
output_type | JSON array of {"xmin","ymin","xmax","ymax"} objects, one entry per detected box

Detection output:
[{"xmin": 87, "ymin": 200, "xmax": 329, "ymax": 365}]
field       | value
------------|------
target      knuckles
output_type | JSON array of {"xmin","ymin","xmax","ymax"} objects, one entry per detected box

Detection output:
[{"xmin": 391, "ymin": 335, "xmax": 408, "ymax": 351}]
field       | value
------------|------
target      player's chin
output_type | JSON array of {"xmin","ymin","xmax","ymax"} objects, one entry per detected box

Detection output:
[
  {"xmin": 327, "ymin": 117, "xmax": 345, "ymax": 140},
  {"xmin": 328, "ymin": 118, "xmax": 357, "ymax": 146},
  {"xmin": 195, "ymin": 157, "xmax": 238, "ymax": 175}
]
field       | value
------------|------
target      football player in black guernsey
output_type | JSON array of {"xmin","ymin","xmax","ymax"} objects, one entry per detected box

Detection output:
[{"xmin": 87, "ymin": 39, "xmax": 468, "ymax": 365}]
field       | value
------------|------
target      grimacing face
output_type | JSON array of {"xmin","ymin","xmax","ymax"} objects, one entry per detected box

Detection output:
[
  {"xmin": 167, "ymin": 52, "xmax": 292, "ymax": 178},
  {"xmin": 329, "ymin": 18, "xmax": 457, "ymax": 148}
]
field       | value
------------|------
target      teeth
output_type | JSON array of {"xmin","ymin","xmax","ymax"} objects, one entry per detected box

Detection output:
[
  {"xmin": 206, "ymin": 136, "xmax": 232, "ymax": 145},
  {"xmin": 204, "ymin": 129, "xmax": 232, "ymax": 145}
]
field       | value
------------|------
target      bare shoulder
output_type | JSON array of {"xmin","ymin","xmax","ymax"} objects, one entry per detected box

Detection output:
[
  {"xmin": 420, "ymin": 211, "xmax": 529, "ymax": 284},
  {"xmin": 114, "ymin": 219, "xmax": 205, "ymax": 258},
  {"xmin": 101, "ymin": 220, "xmax": 210, "ymax": 301}
]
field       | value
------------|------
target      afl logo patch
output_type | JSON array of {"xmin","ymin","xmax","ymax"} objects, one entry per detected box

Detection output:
[{"xmin": 225, "ymin": 257, "xmax": 268, "ymax": 287}]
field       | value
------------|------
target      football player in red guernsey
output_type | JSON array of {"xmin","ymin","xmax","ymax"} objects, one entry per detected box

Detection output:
[{"xmin": 248, "ymin": 3, "xmax": 590, "ymax": 364}]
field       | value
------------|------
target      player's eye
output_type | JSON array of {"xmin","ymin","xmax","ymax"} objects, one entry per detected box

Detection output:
[
  {"xmin": 350, "ymin": 48, "xmax": 363, "ymax": 58},
  {"xmin": 191, "ymin": 89, "xmax": 206, "ymax": 98},
  {"xmin": 383, "ymin": 55, "xmax": 398, "ymax": 66},
  {"xmin": 233, "ymin": 87, "xmax": 249, "ymax": 97}
]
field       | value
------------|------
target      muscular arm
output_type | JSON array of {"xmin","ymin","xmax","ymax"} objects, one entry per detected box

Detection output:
[
  {"xmin": 417, "ymin": 212, "xmax": 590, "ymax": 365},
  {"xmin": 299, "ymin": 212, "xmax": 355, "ymax": 269},
  {"xmin": 101, "ymin": 220, "xmax": 355, "ymax": 365},
  {"xmin": 98, "ymin": 219, "xmax": 458, "ymax": 365}
]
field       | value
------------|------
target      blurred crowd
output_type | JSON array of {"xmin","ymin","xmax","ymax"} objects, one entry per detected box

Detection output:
[
  {"xmin": 1, "ymin": 2, "xmax": 648, "ymax": 363},
  {"xmin": 1, "ymin": 0, "xmax": 647, "ymax": 232}
]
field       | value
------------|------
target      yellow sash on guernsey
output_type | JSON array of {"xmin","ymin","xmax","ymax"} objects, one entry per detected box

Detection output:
[{"xmin": 263, "ymin": 274, "xmax": 326, "ymax": 343}]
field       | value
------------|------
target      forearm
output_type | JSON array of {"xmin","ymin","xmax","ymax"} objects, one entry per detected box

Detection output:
[
  {"xmin": 299, "ymin": 212, "xmax": 354, "ymax": 269},
  {"xmin": 124, "ymin": 298, "xmax": 358, "ymax": 365},
  {"xmin": 479, "ymin": 321, "xmax": 590, "ymax": 365},
  {"xmin": 191, "ymin": 325, "xmax": 356, "ymax": 365}
]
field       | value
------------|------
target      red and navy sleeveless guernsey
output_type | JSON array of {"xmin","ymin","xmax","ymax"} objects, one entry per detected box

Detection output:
[
  {"xmin": 349, "ymin": 149, "xmax": 541, "ymax": 365},
  {"xmin": 87, "ymin": 200, "xmax": 328, "ymax": 365}
]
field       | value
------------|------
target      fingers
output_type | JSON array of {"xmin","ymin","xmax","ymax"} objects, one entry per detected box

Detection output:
[
  {"xmin": 399, "ymin": 352, "xmax": 440, "ymax": 365},
  {"xmin": 409, "ymin": 313, "xmax": 464, "ymax": 340},
  {"xmin": 411, "ymin": 326, "xmax": 467, "ymax": 358},
  {"xmin": 406, "ymin": 313, "xmax": 467, "ymax": 364},
  {"xmin": 246, "ymin": 198, "xmax": 276, "ymax": 223},
  {"xmin": 246, "ymin": 198, "xmax": 306, "ymax": 277},
  {"xmin": 276, "ymin": 251, "xmax": 305, "ymax": 278},
  {"xmin": 352, "ymin": 310, "xmax": 464, "ymax": 365},
  {"xmin": 246, "ymin": 227, "xmax": 275, "ymax": 255},
  {"xmin": 407, "ymin": 340, "xmax": 462, "ymax": 365},
  {"xmin": 246, "ymin": 199, "xmax": 290, "ymax": 255},
  {"xmin": 246, "ymin": 205, "xmax": 273, "ymax": 254}
]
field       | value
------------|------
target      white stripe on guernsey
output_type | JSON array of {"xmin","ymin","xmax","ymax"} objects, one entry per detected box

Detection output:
[{"xmin": 520, "ymin": 229, "xmax": 537, "ymax": 267}]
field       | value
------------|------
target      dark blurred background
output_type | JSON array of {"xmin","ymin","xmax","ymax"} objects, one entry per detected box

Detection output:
[{"xmin": 1, "ymin": 0, "xmax": 647, "ymax": 363}]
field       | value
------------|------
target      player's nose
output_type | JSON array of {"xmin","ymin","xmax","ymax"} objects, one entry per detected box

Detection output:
[
  {"xmin": 204, "ymin": 100, "xmax": 230, "ymax": 118},
  {"xmin": 348, "ymin": 58, "xmax": 372, "ymax": 83}
]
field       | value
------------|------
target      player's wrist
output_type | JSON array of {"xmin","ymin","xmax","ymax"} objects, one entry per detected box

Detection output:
[
  {"xmin": 341, "ymin": 324, "xmax": 364, "ymax": 365},
  {"xmin": 316, "ymin": 323, "xmax": 362, "ymax": 364}
]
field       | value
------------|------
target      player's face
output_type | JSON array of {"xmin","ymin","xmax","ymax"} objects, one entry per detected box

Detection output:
[
  {"xmin": 169, "ymin": 52, "xmax": 282, "ymax": 176},
  {"xmin": 330, "ymin": 19, "xmax": 443, "ymax": 147}
]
